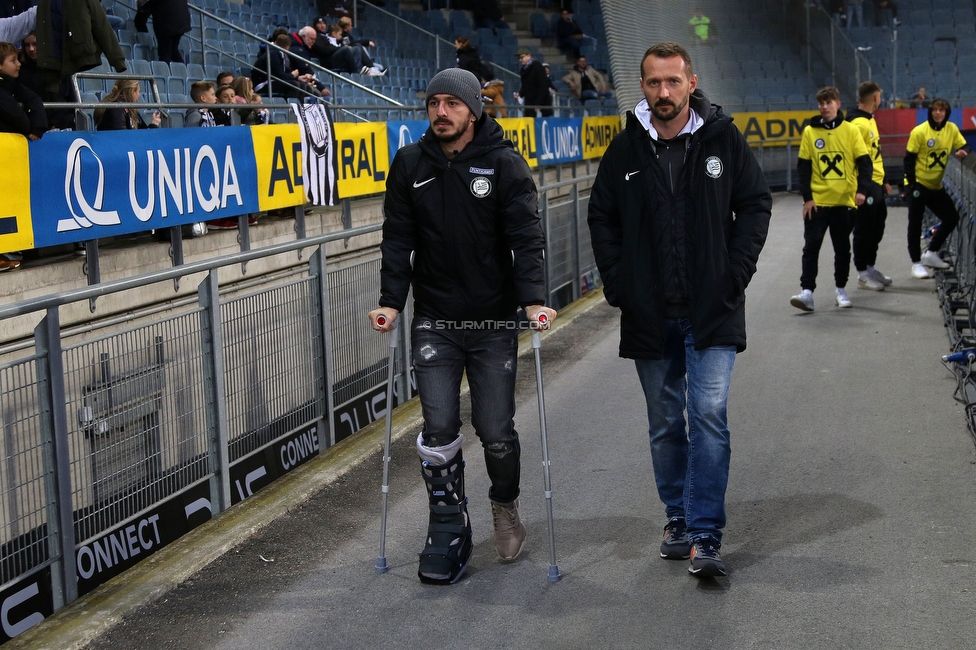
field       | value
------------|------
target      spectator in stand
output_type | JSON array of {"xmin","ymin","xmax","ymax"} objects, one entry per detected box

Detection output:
[
  {"xmin": 310, "ymin": 22, "xmax": 359, "ymax": 73},
  {"xmin": 0, "ymin": 6, "xmax": 36, "ymax": 43},
  {"xmin": 542, "ymin": 62, "xmax": 558, "ymax": 96},
  {"xmin": 828, "ymin": 0, "xmax": 847, "ymax": 26},
  {"xmin": 562, "ymin": 55, "xmax": 612, "ymax": 103},
  {"xmin": 473, "ymin": 0, "xmax": 508, "ymax": 34},
  {"xmin": 514, "ymin": 47, "xmax": 552, "ymax": 118},
  {"xmin": 231, "ymin": 75, "xmax": 269, "ymax": 124},
  {"xmin": 288, "ymin": 26, "xmax": 332, "ymax": 95},
  {"xmin": 95, "ymin": 79, "xmax": 161, "ymax": 130},
  {"xmin": 216, "ymin": 70, "xmax": 234, "ymax": 87},
  {"xmin": 252, "ymin": 33, "xmax": 329, "ymax": 99},
  {"xmin": 455, "ymin": 36, "xmax": 488, "ymax": 80},
  {"xmin": 17, "ymin": 31, "xmax": 43, "ymax": 97},
  {"xmin": 846, "ymin": 0, "xmax": 864, "ymax": 28},
  {"xmin": 689, "ymin": 7, "xmax": 712, "ymax": 41},
  {"xmin": 185, "ymin": 79, "xmax": 216, "ymax": 127},
  {"xmin": 35, "ymin": 0, "xmax": 126, "ymax": 128},
  {"xmin": 337, "ymin": 16, "xmax": 385, "ymax": 74},
  {"xmin": 212, "ymin": 83, "xmax": 237, "ymax": 126},
  {"xmin": 910, "ymin": 86, "xmax": 930, "ymax": 108},
  {"xmin": 481, "ymin": 77, "xmax": 506, "ymax": 118},
  {"xmin": 0, "ymin": 40, "xmax": 46, "ymax": 273},
  {"xmin": 555, "ymin": 8, "xmax": 585, "ymax": 60},
  {"xmin": 873, "ymin": 0, "xmax": 899, "ymax": 26},
  {"xmin": 134, "ymin": 0, "xmax": 190, "ymax": 64}
]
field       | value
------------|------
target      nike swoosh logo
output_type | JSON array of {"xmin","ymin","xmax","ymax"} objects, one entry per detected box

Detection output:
[
  {"xmin": 413, "ymin": 177, "xmax": 435, "ymax": 188},
  {"xmin": 625, "ymin": 170, "xmax": 641, "ymax": 180}
]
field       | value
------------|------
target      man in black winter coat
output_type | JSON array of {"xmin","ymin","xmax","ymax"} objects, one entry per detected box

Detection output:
[
  {"xmin": 514, "ymin": 47, "xmax": 551, "ymax": 117},
  {"xmin": 135, "ymin": 0, "xmax": 190, "ymax": 64},
  {"xmin": 369, "ymin": 68, "xmax": 555, "ymax": 586},
  {"xmin": 588, "ymin": 41, "xmax": 771, "ymax": 579}
]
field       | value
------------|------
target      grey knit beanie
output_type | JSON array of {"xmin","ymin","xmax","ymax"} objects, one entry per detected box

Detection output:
[{"xmin": 425, "ymin": 68, "xmax": 483, "ymax": 120}]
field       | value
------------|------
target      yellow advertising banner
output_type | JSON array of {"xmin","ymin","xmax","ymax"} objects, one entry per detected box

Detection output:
[
  {"xmin": 731, "ymin": 110, "xmax": 814, "ymax": 147},
  {"xmin": 0, "ymin": 134, "xmax": 33, "ymax": 254},
  {"xmin": 250, "ymin": 124, "xmax": 306, "ymax": 211},
  {"xmin": 582, "ymin": 115, "xmax": 623, "ymax": 159},
  {"xmin": 496, "ymin": 117, "xmax": 537, "ymax": 167},
  {"xmin": 333, "ymin": 122, "xmax": 390, "ymax": 198}
]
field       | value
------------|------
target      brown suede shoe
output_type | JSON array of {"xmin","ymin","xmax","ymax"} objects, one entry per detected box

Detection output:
[{"xmin": 491, "ymin": 499, "xmax": 526, "ymax": 561}]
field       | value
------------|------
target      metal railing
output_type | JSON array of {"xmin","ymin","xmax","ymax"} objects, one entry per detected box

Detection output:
[
  {"xmin": 935, "ymin": 157, "xmax": 976, "ymax": 444},
  {"xmin": 786, "ymin": 0, "xmax": 872, "ymax": 102},
  {"xmin": 0, "ymin": 170, "xmax": 599, "ymax": 642}
]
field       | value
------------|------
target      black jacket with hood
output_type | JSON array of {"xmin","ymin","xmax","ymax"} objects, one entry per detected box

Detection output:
[
  {"xmin": 588, "ymin": 89, "xmax": 772, "ymax": 359},
  {"xmin": 379, "ymin": 114, "xmax": 546, "ymax": 323}
]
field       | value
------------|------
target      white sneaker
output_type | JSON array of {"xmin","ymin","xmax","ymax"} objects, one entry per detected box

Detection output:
[
  {"xmin": 921, "ymin": 250, "xmax": 949, "ymax": 269},
  {"xmin": 868, "ymin": 267, "xmax": 893, "ymax": 286},
  {"xmin": 367, "ymin": 66, "xmax": 386, "ymax": 76},
  {"xmin": 790, "ymin": 289, "xmax": 814, "ymax": 311},
  {"xmin": 835, "ymin": 288, "xmax": 852, "ymax": 308},
  {"xmin": 857, "ymin": 271, "xmax": 885, "ymax": 291},
  {"xmin": 911, "ymin": 262, "xmax": 934, "ymax": 279}
]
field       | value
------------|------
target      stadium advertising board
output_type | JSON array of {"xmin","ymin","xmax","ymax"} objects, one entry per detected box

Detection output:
[
  {"xmin": 496, "ymin": 117, "xmax": 538, "ymax": 167},
  {"xmin": 250, "ymin": 123, "xmax": 306, "ymax": 211},
  {"xmin": 731, "ymin": 110, "xmax": 814, "ymax": 146},
  {"xmin": 582, "ymin": 115, "xmax": 621, "ymax": 159},
  {"xmin": 386, "ymin": 119, "xmax": 429, "ymax": 162},
  {"xmin": 333, "ymin": 122, "xmax": 390, "ymax": 197},
  {"xmin": 535, "ymin": 117, "xmax": 583, "ymax": 164},
  {"xmin": 0, "ymin": 134, "xmax": 33, "ymax": 254}
]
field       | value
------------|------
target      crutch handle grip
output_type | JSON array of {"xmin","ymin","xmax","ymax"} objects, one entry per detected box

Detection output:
[
  {"xmin": 537, "ymin": 312, "xmax": 549, "ymax": 326},
  {"xmin": 376, "ymin": 314, "xmax": 387, "ymax": 327}
]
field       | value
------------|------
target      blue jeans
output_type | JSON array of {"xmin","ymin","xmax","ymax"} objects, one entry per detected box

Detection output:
[
  {"xmin": 580, "ymin": 89, "xmax": 612, "ymax": 102},
  {"xmin": 634, "ymin": 319, "xmax": 736, "ymax": 543},
  {"xmin": 412, "ymin": 317, "xmax": 521, "ymax": 503}
]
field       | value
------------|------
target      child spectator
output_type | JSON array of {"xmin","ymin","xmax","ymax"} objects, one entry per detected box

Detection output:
[
  {"xmin": 230, "ymin": 75, "xmax": 269, "ymax": 124},
  {"xmin": 0, "ymin": 40, "xmax": 46, "ymax": 139},
  {"xmin": 212, "ymin": 82, "xmax": 236, "ymax": 126},
  {"xmin": 790, "ymin": 86, "xmax": 872, "ymax": 311},
  {"xmin": 16, "ymin": 31, "xmax": 42, "ymax": 97},
  {"xmin": 185, "ymin": 79, "xmax": 216, "ymax": 127},
  {"xmin": 95, "ymin": 79, "xmax": 161, "ymax": 130},
  {"xmin": 0, "ymin": 40, "xmax": 46, "ymax": 273}
]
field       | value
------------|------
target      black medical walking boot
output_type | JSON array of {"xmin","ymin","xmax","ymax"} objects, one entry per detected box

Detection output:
[{"xmin": 417, "ymin": 434, "xmax": 473, "ymax": 585}]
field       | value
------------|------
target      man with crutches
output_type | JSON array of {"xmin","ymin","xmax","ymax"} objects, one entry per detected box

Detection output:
[
  {"xmin": 369, "ymin": 68, "xmax": 555, "ymax": 585},
  {"xmin": 588, "ymin": 42, "xmax": 771, "ymax": 577}
]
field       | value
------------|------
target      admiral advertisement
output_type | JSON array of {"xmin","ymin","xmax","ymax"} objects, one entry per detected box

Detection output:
[{"xmin": 0, "ymin": 423, "xmax": 321, "ymax": 644}]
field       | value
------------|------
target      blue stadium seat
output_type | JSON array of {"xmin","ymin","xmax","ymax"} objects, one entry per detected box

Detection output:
[{"xmin": 187, "ymin": 63, "xmax": 206, "ymax": 81}]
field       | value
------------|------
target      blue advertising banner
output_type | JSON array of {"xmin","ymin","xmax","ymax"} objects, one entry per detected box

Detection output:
[
  {"xmin": 30, "ymin": 127, "xmax": 261, "ymax": 248},
  {"xmin": 535, "ymin": 117, "xmax": 583, "ymax": 165},
  {"xmin": 386, "ymin": 120, "xmax": 428, "ymax": 162}
]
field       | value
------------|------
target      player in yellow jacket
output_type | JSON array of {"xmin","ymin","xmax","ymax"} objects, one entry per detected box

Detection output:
[
  {"xmin": 791, "ymin": 86, "xmax": 873, "ymax": 312},
  {"xmin": 847, "ymin": 81, "xmax": 892, "ymax": 291},
  {"xmin": 904, "ymin": 99, "xmax": 970, "ymax": 278}
]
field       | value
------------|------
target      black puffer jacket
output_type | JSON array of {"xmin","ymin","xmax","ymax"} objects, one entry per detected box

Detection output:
[
  {"xmin": 380, "ymin": 114, "xmax": 546, "ymax": 322},
  {"xmin": 588, "ymin": 90, "xmax": 771, "ymax": 359},
  {"xmin": 0, "ymin": 73, "xmax": 47, "ymax": 137}
]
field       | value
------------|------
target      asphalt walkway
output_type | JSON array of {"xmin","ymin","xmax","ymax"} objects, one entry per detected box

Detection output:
[{"xmin": 12, "ymin": 192, "xmax": 976, "ymax": 650}]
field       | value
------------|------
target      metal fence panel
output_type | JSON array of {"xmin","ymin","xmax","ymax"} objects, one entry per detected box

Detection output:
[
  {"xmin": 0, "ymin": 357, "xmax": 52, "ymax": 589},
  {"xmin": 221, "ymin": 277, "xmax": 323, "ymax": 463},
  {"xmin": 60, "ymin": 311, "xmax": 210, "ymax": 545}
]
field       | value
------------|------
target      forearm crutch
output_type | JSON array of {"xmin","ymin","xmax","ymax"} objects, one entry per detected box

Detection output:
[
  {"xmin": 375, "ymin": 315, "xmax": 398, "ymax": 574},
  {"xmin": 532, "ymin": 312, "xmax": 561, "ymax": 582}
]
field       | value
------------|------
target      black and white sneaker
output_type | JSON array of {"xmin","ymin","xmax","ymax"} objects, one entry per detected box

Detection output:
[
  {"xmin": 688, "ymin": 537, "xmax": 727, "ymax": 577},
  {"xmin": 660, "ymin": 517, "xmax": 691, "ymax": 560}
]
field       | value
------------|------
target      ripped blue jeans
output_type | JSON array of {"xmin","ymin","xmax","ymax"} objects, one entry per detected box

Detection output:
[{"xmin": 412, "ymin": 317, "xmax": 521, "ymax": 503}]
